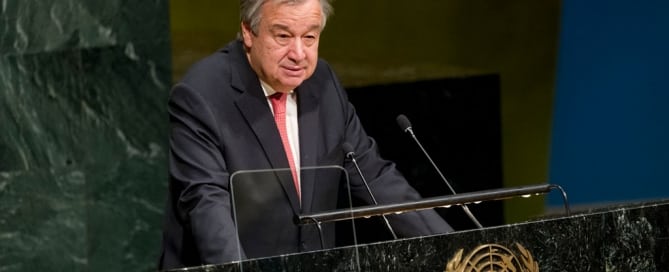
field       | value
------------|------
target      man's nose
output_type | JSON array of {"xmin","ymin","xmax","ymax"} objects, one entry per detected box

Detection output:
[{"xmin": 287, "ymin": 38, "xmax": 306, "ymax": 61}]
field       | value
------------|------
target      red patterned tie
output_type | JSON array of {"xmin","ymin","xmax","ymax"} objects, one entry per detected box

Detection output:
[{"xmin": 269, "ymin": 92, "xmax": 300, "ymax": 199}]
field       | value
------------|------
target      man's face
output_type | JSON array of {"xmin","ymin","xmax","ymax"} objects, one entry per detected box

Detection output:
[{"xmin": 242, "ymin": 0, "xmax": 323, "ymax": 93}]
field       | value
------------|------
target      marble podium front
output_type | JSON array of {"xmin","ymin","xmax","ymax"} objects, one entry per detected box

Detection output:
[{"xmin": 171, "ymin": 199, "xmax": 669, "ymax": 272}]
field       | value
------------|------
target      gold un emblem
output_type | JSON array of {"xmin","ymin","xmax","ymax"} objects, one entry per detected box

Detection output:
[{"xmin": 445, "ymin": 243, "xmax": 539, "ymax": 272}]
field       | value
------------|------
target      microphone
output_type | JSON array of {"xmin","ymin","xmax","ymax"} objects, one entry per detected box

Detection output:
[
  {"xmin": 395, "ymin": 114, "xmax": 483, "ymax": 229},
  {"xmin": 343, "ymin": 142, "xmax": 398, "ymax": 239}
]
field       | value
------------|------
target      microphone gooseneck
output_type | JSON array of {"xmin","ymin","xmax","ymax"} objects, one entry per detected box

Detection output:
[
  {"xmin": 343, "ymin": 142, "xmax": 398, "ymax": 239},
  {"xmin": 395, "ymin": 114, "xmax": 484, "ymax": 229}
]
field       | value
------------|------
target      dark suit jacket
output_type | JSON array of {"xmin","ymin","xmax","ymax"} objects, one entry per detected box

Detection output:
[{"xmin": 158, "ymin": 40, "xmax": 453, "ymax": 270}]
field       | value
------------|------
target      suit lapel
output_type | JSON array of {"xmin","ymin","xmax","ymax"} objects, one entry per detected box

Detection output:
[
  {"xmin": 230, "ymin": 42, "xmax": 301, "ymax": 213},
  {"xmin": 296, "ymin": 82, "xmax": 320, "ymax": 213}
]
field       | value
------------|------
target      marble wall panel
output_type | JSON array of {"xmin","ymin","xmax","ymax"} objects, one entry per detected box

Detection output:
[
  {"xmin": 0, "ymin": 168, "xmax": 87, "ymax": 271},
  {"xmin": 80, "ymin": 43, "xmax": 169, "ymax": 272},
  {"xmin": 0, "ymin": 0, "xmax": 170, "ymax": 271},
  {"xmin": 0, "ymin": 0, "xmax": 169, "ymax": 55},
  {"xmin": 0, "ymin": 49, "xmax": 89, "ymax": 270}
]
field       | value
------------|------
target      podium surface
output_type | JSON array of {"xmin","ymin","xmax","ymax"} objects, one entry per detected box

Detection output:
[{"xmin": 170, "ymin": 199, "xmax": 669, "ymax": 271}]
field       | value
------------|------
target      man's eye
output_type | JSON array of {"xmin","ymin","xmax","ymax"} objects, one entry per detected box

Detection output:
[
  {"xmin": 303, "ymin": 35, "xmax": 317, "ymax": 45},
  {"xmin": 275, "ymin": 34, "xmax": 291, "ymax": 44}
]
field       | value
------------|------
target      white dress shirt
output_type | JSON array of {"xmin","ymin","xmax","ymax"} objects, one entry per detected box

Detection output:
[{"xmin": 260, "ymin": 81, "xmax": 301, "ymax": 187}]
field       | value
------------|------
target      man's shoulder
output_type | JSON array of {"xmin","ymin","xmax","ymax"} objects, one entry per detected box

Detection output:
[
  {"xmin": 179, "ymin": 40, "xmax": 245, "ymax": 86},
  {"xmin": 307, "ymin": 58, "xmax": 337, "ymax": 85},
  {"xmin": 314, "ymin": 58, "xmax": 333, "ymax": 75}
]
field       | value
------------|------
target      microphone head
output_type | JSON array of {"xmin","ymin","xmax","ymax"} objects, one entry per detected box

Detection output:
[
  {"xmin": 342, "ymin": 142, "xmax": 355, "ymax": 158},
  {"xmin": 396, "ymin": 114, "xmax": 412, "ymax": 132}
]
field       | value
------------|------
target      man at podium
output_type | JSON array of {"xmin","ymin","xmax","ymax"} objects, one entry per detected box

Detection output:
[{"xmin": 158, "ymin": 0, "xmax": 454, "ymax": 270}]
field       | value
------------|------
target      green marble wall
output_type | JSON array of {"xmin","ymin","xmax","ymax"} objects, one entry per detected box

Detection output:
[{"xmin": 0, "ymin": 1, "xmax": 170, "ymax": 271}]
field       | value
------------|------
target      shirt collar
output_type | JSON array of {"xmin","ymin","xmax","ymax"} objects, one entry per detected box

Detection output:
[{"xmin": 260, "ymin": 80, "xmax": 294, "ymax": 98}]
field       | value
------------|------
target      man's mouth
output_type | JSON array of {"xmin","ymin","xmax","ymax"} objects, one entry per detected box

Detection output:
[{"xmin": 282, "ymin": 65, "xmax": 304, "ymax": 76}]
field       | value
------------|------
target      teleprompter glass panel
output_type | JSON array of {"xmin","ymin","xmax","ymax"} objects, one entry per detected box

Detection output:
[{"xmin": 230, "ymin": 165, "xmax": 361, "ymax": 271}]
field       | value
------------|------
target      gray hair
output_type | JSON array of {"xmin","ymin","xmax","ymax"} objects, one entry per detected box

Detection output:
[{"xmin": 240, "ymin": 0, "xmax": 334, "ymax": 35}]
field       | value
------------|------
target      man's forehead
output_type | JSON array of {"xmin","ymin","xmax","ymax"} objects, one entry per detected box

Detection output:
[{"xmin": 268, "ymin": 23, "xmax": 321, "ymax": 32}]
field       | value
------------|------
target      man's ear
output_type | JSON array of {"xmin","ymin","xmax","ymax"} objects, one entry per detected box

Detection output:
[{"xmin": 241, "ymin": 22, "xmax": 254, "ymax": 48}]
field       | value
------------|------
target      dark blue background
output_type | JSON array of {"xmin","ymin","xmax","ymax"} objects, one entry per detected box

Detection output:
[{"xmin": 549, "ymin": 0, "xmax": 669, "ymax": 205}]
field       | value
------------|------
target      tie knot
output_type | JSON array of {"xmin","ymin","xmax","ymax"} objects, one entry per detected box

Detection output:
[
  {"xmin": 270, "ymin": 92, "xmax": 285, "ymax": 101},
  {"xmin": 270, "ymin": 92, "xmax": 287, "ymax": 115}
]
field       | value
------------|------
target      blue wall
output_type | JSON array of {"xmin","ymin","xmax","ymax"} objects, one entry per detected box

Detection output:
[{"xmin": 549, "ymin": 1, "xmax": 669, "ymax": 206}]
